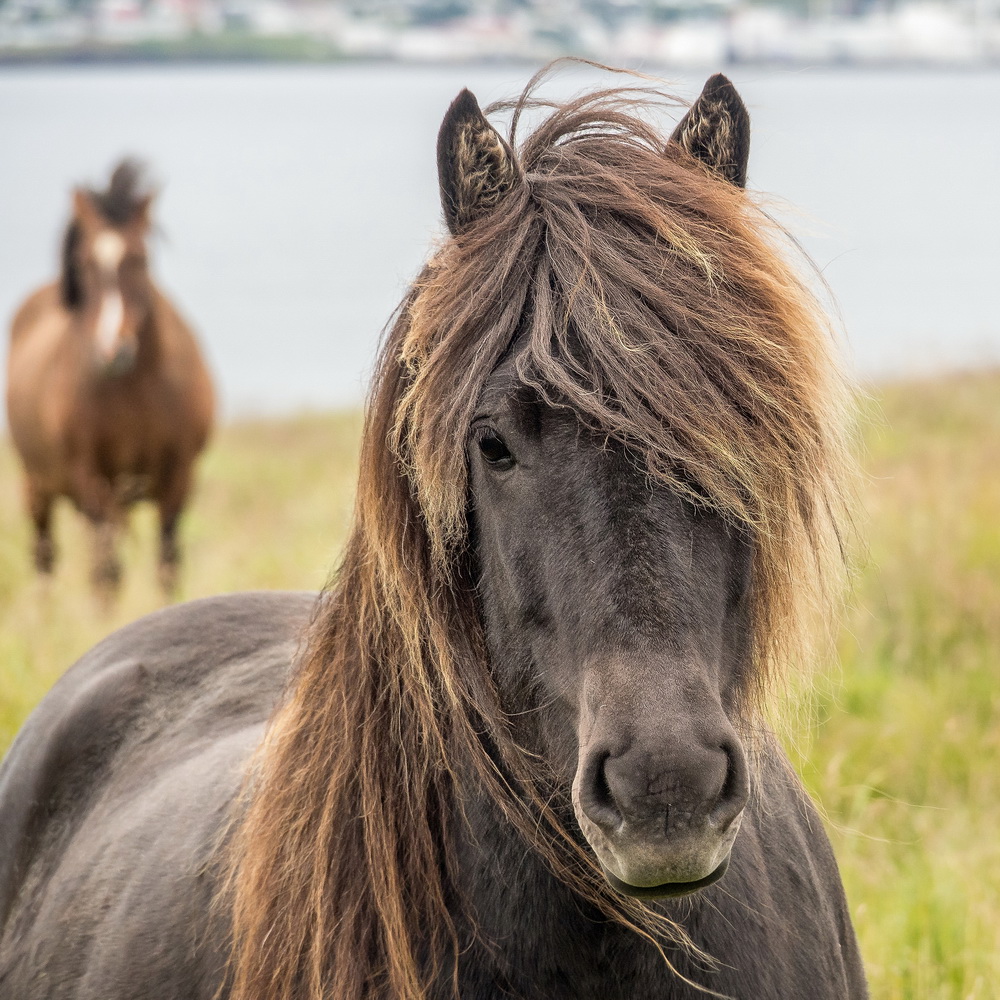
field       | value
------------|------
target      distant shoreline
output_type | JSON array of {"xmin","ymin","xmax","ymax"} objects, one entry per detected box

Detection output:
[
  {"xmin": 1, "ymin": 36, "xmax": 998, "ymax": 70},
  {"xmin": 0, "ymin": 35, "xmax": 352, "ymax": 66},
  {"xmin": 0, "ymin": 34, "xmax": 545, "ymax": 67}
]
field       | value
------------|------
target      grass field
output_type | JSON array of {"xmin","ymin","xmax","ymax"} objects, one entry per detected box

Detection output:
[{"xmin": 1, "ymin": 372, "xmax": 997, "ymax": 998}]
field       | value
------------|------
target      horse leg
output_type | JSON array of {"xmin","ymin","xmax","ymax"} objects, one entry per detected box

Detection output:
[
  {"xmin": 73, "ymin": 466, "xmax": 123, "ymax": 597},
  {"xmin": 26, "ymin": 481, "xmax": 55, "ymax": 574},
  {"xmin": 92, "ymin": 518, "xmax": 122, "ymax": 595},
  {"xmin": 155, "ymin": 457, "xmax": 193, "ymax": 597}
]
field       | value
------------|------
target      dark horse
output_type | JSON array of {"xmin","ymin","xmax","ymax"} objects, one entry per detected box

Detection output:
[
  {"xmin": 5, "ymin": 161, "xmax": 214, "ymax": 595},
  {"xmin": 0, "ymin": 75, "xmax": 867, "ymax": 999}
]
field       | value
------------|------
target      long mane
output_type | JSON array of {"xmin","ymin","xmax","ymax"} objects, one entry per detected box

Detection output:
[{"xmin": 226, "ymin": 76, "xmax": 851, "ymax": 1000}]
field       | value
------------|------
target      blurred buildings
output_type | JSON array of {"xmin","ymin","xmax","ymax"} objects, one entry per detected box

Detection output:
[{"xmin": 1, "ymin": 0, "xmax": 999, "ymax": 64}]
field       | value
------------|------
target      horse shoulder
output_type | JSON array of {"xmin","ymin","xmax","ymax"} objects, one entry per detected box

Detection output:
[
  {"xmin": 690, "ymin": 749, "xmax": 868, "ymax": 998},
  {"xmin": 0, "ymin": 591, "xmax": 315, "ymax": 999},
  {"xmin": 6, "ymin": 284, "xmax": 79, "ymax": 478},
  {"xmin": 8, "ymin": 283, "xmax": 64, "ymax": 348},
  {"xmin": 149, "ymin": 287, "xmax": 211, "ymax": 384},
  {"xmin": 148, "ymin": 286, "xmax": 215, "ymax": 442}
]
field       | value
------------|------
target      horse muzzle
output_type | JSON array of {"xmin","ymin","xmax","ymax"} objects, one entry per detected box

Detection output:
[
  {"xmin": 576, "ymin": 799, "xmax": 742, "ymax": 898},
  {"xmin": 572, "ymin": 726, "xmax": 749, "ymax": 899},
  {"xmin": 99, "ymin": 339, "xmax": 138, "ymax": 377}
]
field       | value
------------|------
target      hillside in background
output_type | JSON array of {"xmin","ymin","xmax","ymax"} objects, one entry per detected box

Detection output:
[{"xmin": 1, "ymin": 371, "xmax": 998, "ymax": 998}]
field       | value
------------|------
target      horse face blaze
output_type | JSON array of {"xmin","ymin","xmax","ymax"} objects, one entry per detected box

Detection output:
[
  {"xmin": 470, "ymin": 380, "xmax": 752, "ymax": 898},
  {"xmin": 74, "ymin": 205, "xmax": 152, "ymax": 373}
]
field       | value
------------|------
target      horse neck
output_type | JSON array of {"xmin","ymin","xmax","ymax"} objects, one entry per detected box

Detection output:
[{"xmin": 452, "ymin": 785, "xmax": 697, "ymax": 999}]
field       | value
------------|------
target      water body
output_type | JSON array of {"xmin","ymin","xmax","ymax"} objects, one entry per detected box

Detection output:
[{"xmin": 1, "ymin": 63, "xmax": 998, "ymax": 416}]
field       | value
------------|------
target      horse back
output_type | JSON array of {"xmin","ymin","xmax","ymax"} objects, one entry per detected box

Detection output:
[{"xmin": 0, "ymin": 591, "xmax": 315, "ymax": 999}]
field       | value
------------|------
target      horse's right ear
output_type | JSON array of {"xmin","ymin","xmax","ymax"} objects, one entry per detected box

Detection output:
[
  {"xmin": 72, "ymin": 189, "xmax": 103, "ymax": 230},
  {"xmin": 437, "ymin": 89, "xmax": 523, "ymax": 236},
  {"xmin": 669, "ymin": 74, "xmax": 751, "ymax": 188},
  {"xmin": 131, "ymin": 193, "xmax": 155, "ymax": 231}
]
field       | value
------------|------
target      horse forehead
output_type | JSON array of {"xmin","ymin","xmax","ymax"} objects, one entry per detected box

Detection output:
[{"xmin": 92, "ymin": 229, "xmax": 126, "ymax": 271}]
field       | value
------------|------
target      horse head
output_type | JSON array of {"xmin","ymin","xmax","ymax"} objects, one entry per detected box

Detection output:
[
  {"xmin": 62, "ymin": 160, "xmax": 155, "ymax": 375},
  {"xmin": 439, "ymin": 78, "xmax": 761, "ymax": 899}
]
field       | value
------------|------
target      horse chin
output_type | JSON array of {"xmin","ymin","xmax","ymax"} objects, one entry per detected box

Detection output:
[
  {"xmin": 575, "ymin": 800, "xmax": 741, "ymax": 902},
  {"xmin": 600, "ymin": 854, "xmax": 731, "ymax": 900}
]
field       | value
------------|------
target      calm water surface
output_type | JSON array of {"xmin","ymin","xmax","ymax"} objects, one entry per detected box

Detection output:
[{"xmin": 1, "ymin": 64, "xmax": 998, "ymax": 415}]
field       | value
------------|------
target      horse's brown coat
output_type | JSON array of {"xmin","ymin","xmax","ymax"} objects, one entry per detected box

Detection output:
[{"xmin": 5, "ymin": 162, "xmax": 214, "ymax": 593}]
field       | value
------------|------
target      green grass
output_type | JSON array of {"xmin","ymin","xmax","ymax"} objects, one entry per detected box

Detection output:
[
  {"xmin": 793, "ymin": 372, "xmax": 1000, "ymax": 999},
  {"xmin": 1, "ymin": 372, "xmax": 998, "ymax": 998}
]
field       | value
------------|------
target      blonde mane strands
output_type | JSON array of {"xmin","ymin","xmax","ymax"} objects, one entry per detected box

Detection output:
[{"xmin": 225, "ymin": 75, "xmax": 851, "ymax": 1000}]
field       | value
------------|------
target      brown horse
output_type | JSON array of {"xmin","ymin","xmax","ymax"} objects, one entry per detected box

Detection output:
[{"xmin": 5, "ymin": 161, "xmax": 214, "ymax": 595}]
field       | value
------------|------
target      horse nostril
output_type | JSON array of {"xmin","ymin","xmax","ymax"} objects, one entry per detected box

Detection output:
[
  {"xmin": 709, "ymin": 740, "xmax": 749, "ymax": 832},
  {"xmin": 580, "ymin": 750, "xmax": 623, "ymax": 832}
]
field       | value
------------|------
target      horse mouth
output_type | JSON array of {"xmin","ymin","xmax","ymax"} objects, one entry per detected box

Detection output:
[{"xmin": 600, "ymin": 854, "xmax": 730, "ymax": 899}]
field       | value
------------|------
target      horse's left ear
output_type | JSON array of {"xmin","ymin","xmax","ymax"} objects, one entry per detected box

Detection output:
[
  {"xmin": 669, "ymin": 74, "xmax": 750, "ymax": 188},
  {"xmin": 72, "ymin": 189, "xmax": 104, "ymax": 231},
  {"xmin": 437, "ymin": 88, "xmax": 523, "ymax": 236},
  {"xmin": 131, "ymin": 194, "xmax": 155, "ymax": 231}
]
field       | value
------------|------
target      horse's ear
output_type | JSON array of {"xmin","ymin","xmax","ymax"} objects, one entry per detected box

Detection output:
[
  {"xmin": 131, "ymin": 194, "xmax": 155, "ymax": 231},
  {"xmin": 669, "ymin": 74, "xmax": 750, "ymax": 188},
  {"xmin": 437, "ymin": 88, "xmax": 523, "ymax": 236},
  {"xmin": 71, "ymin": 188, "xmax": 103, "ymax": 230}
]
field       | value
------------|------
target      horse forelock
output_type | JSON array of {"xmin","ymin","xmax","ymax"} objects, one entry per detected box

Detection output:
[
  {"xmin": 91, "ymin": 159, "xmax": 151, "ymax": 226},
  {"xmin": 226, "ymin": 77, "xmax": 853, "ymax": 1000}
]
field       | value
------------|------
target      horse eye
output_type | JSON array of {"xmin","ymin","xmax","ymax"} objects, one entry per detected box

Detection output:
[{"xmin": 477, "ymin": 432, "xmax": 513, "ymax": 466}]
